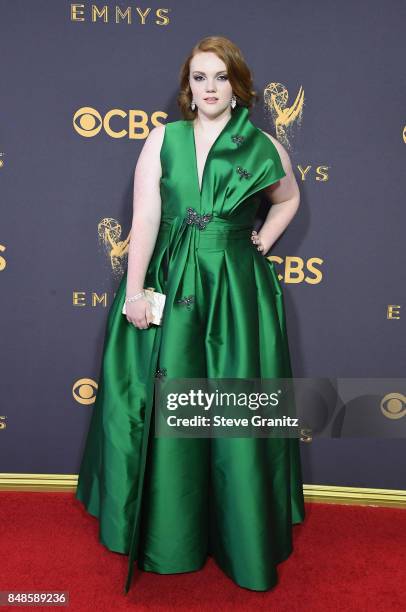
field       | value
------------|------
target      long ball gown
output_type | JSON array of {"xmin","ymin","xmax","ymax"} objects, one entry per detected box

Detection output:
[{"xmin": 75, "ymin": 104, "xmax": 306, "ymax": 593}]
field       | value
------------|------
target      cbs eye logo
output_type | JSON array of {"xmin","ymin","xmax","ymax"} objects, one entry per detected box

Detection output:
[
  {"xmin": 72, "ymin": 378, "xmax": 98, "ymax": 405},
  {"xmin": 73, "ymin": 107, "xmax": 103, "ymax": 137},
  {"xmin": 380, "ymin": 393, "xmax": 406, "ymax": 420}
]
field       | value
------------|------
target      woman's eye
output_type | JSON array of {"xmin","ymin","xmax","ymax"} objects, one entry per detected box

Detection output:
[{"xmin": 193, "ymin": 75, "xmax": 228, "ymax": 81}]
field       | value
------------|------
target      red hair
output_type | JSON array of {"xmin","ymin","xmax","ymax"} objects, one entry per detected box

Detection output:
[{"xmin": 177, "ymin": 36, "xmax": 259, "ymax": 120}]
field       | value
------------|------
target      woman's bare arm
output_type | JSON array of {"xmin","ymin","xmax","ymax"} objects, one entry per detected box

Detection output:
[
  {"xmin": 251, "ymin": 132, "xmax": 300, "ymax": 255},
  {"xmin": 125, "ymin": 124, "xmax": 165, "ymax": 297}
]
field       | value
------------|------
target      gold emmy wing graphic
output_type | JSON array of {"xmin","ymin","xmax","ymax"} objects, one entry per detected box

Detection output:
[
  {"xmin": 97, "ymin": 218, "xmax": 130, "ymax": 276},
  {"xmin": 264, "ymin": 83, "xmax": 304, "ymax": 148}
]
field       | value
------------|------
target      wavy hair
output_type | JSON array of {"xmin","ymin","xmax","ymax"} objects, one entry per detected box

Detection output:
[{"xmin": 177, "ymin": 36, "xmax": 259, "ymax": 120}]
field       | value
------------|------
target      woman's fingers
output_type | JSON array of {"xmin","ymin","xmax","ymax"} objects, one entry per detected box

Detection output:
[
  {"xmin": 132, "ymin": 305, "xmax": 153, "ymax": 329},
  {"xmin": 251, "ymin": 230, "xmax": 264, "ymax": 251}
]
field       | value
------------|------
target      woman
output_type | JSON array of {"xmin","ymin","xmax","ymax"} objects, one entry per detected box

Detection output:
[{"xmin": 75, "ymin": 35, "xmax": 305, "ymax": 594}]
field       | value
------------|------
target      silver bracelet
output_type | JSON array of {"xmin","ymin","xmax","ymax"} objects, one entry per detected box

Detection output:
[{"xmin": 125, "ymin": 290, "xmax": 145, "ymax": 303}]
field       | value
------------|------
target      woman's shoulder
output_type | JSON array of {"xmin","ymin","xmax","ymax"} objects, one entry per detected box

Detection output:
[
  {"xmin": 160, "ymin": 117, "xmax": 189, "ymax": 132},
  {"xmin": 147, "ymin": 118, "xmax": 188, "ymax": 143},
  {"xmin": 155, "ymin": 115, "xmax": 189, "ymax": 128},
  {"xmin": 142, "ymin": 118, "xmax": 189, "ymax": 167},
  {"xmin": 145, "ymin": 118, "xmax": 185, "ymax": 145}
]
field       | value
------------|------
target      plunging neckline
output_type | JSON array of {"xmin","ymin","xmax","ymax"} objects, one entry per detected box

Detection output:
[{"xmin": 190, "ymin": 110, "xmax": 237, "ymax": 196}]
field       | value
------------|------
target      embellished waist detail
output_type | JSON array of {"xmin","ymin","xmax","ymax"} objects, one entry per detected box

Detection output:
[
  {"xmin": 156, "ymin": 208, "xmax": 254, "ymax": 255},
  {"xmin": 160, "ymin": 209, "xmax": 253, "ymax": 237}
]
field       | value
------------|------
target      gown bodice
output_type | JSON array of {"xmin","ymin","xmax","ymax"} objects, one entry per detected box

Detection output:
[
  {"xmin": 144, "ymin": 105, "xmax": 287, "ymax": 296},
  {"xmin": 159, "ymin": 104, "xmax": 286, "ymax": 225}
]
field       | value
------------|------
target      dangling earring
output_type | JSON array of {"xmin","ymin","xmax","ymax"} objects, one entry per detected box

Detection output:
[
  {"xmin": 190, "ymin": 100, "xmax": 196, "ymax": 111},
  {"xmin": 230, "ymin": 95, "xmax": 237, "ymax": 109}
]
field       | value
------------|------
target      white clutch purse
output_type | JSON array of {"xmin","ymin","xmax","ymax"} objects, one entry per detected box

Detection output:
[{"xmin": 122, "ymin": 287, "xmax": 166, "ymax": 326}]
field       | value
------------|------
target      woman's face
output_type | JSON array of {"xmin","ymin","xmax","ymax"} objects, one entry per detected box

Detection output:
[{"xmin": 189, "ymin": 51, "xmax": 233, "ymax": 117}]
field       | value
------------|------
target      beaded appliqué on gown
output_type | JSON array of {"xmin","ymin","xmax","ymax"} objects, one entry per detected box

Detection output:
[
  {"xmin": 231, "ymin": 134, "xmax": 245, "ymax": 147},
  {"xmin": 236, "ymin": 166, "xmax": 252, "ymax": 180},
  {"xmin": 176, "ymin": 295, "xmax": 195, "ymax": 310},
  {"xmin": 155, "ymin": 367, "xmax": 167, "ymax": 379},
  {"xmin": 185, "ymin": 207, "xmax": 213, "ymax": 230}
]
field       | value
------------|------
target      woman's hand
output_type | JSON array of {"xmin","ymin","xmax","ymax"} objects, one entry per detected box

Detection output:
[
  {"xmin": 126, "ymin": 298, "xmax": 154, "ymax": 329},
  {"xmin": 251, "ymin": 230, "xmax": 268, "ymax": 255}
]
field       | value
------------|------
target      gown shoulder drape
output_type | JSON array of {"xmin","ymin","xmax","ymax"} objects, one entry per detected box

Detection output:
[{"xmin": 75, "ymin": 105, "xmax": 306, "ymax": 594}]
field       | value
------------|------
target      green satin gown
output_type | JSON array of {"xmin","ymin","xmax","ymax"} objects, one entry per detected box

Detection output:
[{"xmin": 75, "ymin": 105, "xmax": 306, "ymax": 594}]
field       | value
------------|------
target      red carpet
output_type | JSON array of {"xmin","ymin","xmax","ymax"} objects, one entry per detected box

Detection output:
[{"xmin": 0, "ymin": 492, "xmax": 405, "ymax": 611}]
